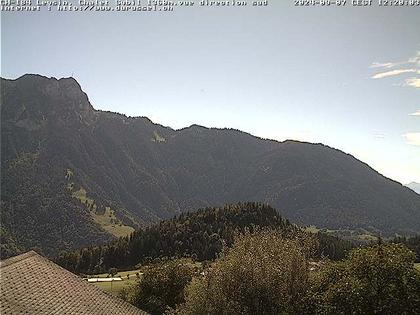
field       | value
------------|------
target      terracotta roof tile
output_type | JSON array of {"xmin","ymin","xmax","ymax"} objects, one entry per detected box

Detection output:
[{"xmin": 0, "ymin": 251, "xmax": 147, "ymax": 315}]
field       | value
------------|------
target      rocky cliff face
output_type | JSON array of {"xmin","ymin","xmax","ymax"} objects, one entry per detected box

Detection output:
[{"xmin": 2, "ymin": 74, "xmax": 420, "ymax": 257}]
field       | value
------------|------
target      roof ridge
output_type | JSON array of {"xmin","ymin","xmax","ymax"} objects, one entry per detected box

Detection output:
[{"xmin": 0, "ymin": 250, "xmax": 39, "ymax": 268}]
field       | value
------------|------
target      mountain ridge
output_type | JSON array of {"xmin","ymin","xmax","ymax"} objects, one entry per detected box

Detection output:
[
  {"xmin": 407, "ymin": 182, "xmax": 420, "ymax": 195},
  {"xmin": 1, "ymin": 74, "xmax": 419, "ymax": 257}
]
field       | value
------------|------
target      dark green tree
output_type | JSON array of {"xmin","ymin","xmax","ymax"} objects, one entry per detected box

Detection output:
[
  {"xmin": 309, "ymin": 243, "xmax": 420, "ymax": 314},
  {"xmin": 131, "ymin": 258, "xmax": 196, "ymax": 315},
  {"xmin": 176, "ymin": 230, "xmax": 314, "ymax": 315},
  {"xmin": 108, "ymin": 267, "xmax": 118, "ymax": 277}
]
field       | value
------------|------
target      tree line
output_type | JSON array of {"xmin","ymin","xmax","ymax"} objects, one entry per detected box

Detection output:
[
  {"xmin": 56, "ymin": 202, "xmax": 354, "ymax": 274},
  {"xmin": 127, "ymin": 230, "xmax": 420, "ymax": 315}
]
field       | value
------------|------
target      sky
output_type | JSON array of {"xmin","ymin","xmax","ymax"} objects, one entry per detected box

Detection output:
[{"xmin": 1, "ymin": 2, "xmax": 419, "ymax": 184}]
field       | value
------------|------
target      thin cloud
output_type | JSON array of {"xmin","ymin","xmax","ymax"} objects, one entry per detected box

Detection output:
[
  {"xmin": 370, "ymin": 62, "xmax": 397, "ymax": 69},
  {"xmin": 403, "ymin": 132, "xmax": 420, "ymax": 146},
  {"xmin": 409, "ymin": 110, "xmax": 420, "ymax": 116},
  {"xmin": 405, "ymin": 78, "xmax": 420, "ymax": 88},
  {"xmin": 371, "ymin": 51, "xmax": 420, "ymax": 70},
  {"xmin": 373, "ymin": 133, "xmax": 385, "ymax": 139},
  {"xmin": 408, "ymin": 52, "xmax": 420, "ymax": 66},
  {"xmin": 371, "ymin": 69, "xmax": 418, "ymax": 79},
  {"xmin": 370, "ymin": 52, "xmax": 420, "ymax": 89}
]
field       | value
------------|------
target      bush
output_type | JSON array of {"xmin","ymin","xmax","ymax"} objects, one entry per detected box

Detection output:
[
  {"xmin": 309, "ymin": 243, "xmax": 420, "ymax": 314},
  {"xmin": 128, "ymin": 231, "xmax": 420, "ymax": 315},
  {"xmin": 108, "ymin": 267, "xmax": 118, "ymax": 277},
  {"xmin": 176, "ymin": 230, "xmax": 314, "ymax": 315},
  {"xmin": 131, "ymin": 258, "xmax": 196, "ymax": 315}
]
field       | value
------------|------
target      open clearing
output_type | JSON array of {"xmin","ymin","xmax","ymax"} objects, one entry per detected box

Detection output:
[
  {"xmin": 91, "ymin": 206, "xmax": 135, "ymax": 238},
  {"xmin": 305, "ymin": 225, "xmax": 378, "ymax": 242},
  {"xmin": 70, "ymin": 183, "xmax": 134, "ymax": 238},
  {"xmin": 88, "ymin": 269, "xmax": 142, "ymax": 296}
]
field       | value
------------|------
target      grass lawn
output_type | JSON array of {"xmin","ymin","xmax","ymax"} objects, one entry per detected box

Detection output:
[
  {"xmin": 89, "ymin": 269, "xmax": 143, "ymax": 296},
  {"xmin": 92, "ymin": 279, "xmax": 135, "ymax": 295},
  {"xmin": 90, "ymin": 260, "xmax": 201, "ymax": 296}
]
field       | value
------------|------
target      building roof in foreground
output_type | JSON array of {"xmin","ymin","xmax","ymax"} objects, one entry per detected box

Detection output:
[{"xmin": 0, "ymin": 251, "xmax": 147, "ymax": 315}]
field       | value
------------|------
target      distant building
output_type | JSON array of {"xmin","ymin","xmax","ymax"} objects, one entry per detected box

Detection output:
[
  {"xmin": 87, "ymin": 277, "xmax": 123, "ymax": 282},
  {"xmin": 0, "ymin": 251, "xmax": 147, "ymax": 314}
]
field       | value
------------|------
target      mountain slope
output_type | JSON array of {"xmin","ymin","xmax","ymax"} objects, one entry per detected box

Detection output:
[
  {"xmin": 1, "ymin": 74, "xmax": 420, "ymax": 257},
  {"xmin": 407, "ymin": 182, "xmax": 420, "ymax": 195}
]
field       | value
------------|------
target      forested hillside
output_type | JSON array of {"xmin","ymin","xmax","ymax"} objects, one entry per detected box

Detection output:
[
  {"xmin": 56, "ymin": 202, "xmax": 353, "ymax": 274},
  {"xmin": 2, "ymin": 74, "xmax": 420, "ymax": 257}
]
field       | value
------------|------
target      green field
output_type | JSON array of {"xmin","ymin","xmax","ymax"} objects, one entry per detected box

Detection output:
[
  {"xmin": 89, "ymin": 269, "xmax": 142, "ymax": 296},
  {"xmin": 305, "ymin": 225, "xmax": 378, "ymax": 242},
  {"xmin": 90, "ymin": 261, "xmax": 201, "ymax": 296},
  {"xmin": 91, "ymin": 207, "xmax": 135, "ymax": 238},
  {"xmin": 70, "ymin": 185, "xmax": 134, "ymax": 238}
]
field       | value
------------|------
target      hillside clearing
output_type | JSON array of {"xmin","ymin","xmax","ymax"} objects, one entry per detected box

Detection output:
[{"xmin": 71, "ymin": 185, "xmax": 134, "ymax": 238}]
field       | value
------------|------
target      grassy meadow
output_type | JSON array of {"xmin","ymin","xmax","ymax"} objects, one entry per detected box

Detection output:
[
  {"xmin": 67, "ymin": 175, "xmax": 134, "ymax": 238},
  {"xmin": 89, "ymin": 269, "xmax": 142, "ymax": 296}
]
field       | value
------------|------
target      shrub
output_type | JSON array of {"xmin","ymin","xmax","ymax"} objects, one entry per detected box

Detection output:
[
  {"xmin": 176, "ymin": 230, "xmax": 314, "ymax": 315},
  {"xmin": 309, "ymin": 243, "xmax": 420, "ymax": 314},
  {"xmin": 131, "ymin": 258, "xmax": 196, "ymax": 315}
]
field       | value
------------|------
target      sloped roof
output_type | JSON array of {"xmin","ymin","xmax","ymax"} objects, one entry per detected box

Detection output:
[{"xmin": 0, "ymin": 251, "xmax": 147, "ymax": 314}]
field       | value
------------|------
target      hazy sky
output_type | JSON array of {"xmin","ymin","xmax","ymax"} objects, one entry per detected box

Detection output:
[{"xmin": 1, "ymin": 2, "xmax": 419, "ymax": 184}]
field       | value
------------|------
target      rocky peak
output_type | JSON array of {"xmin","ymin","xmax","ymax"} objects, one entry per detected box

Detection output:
[{"xmin": 1, "ymin": 74, "xmax": 96, "ymax": 126}]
